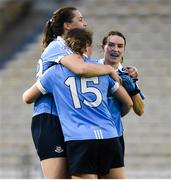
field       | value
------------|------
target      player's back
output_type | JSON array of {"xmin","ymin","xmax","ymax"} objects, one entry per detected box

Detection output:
[{"xmin": 39, "ymin": 61, "xmax": 119, "ymax": 141}]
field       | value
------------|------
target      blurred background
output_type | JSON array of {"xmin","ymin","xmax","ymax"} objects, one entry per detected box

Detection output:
[{"xmin": 0, "ymin": 0, "xmax": 171, "ymax": 178}]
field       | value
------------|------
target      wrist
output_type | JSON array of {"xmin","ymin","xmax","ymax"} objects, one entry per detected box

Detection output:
[
  {"xmin": 129, "ymin": 89, "xmax": 140, "ymax": 96},
  {"xmin": 107, "ymin": 65, "xmax": 115, "ymax": 74}
]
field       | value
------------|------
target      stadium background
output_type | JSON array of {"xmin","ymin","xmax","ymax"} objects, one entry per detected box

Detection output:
[{"xmin": 0, "ymin": 0, "xmax": 171, "ymax": 178}]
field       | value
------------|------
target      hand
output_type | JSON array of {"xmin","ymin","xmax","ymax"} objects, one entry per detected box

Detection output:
[
  {"xmin": 127, "ymin": 66, "xmax": 138, "ymax": 78},
  {"xmin": 110, "ymin": 71, "xmax": 122, "ymax": 85},
  {"xmin": 121, "ymin": 74, "xmax": 140, "ymax": 96}
]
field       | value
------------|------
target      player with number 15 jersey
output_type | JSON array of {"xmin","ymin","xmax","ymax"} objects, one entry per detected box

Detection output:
[{"xmin": 37, "ymin": 57, "xmax": 119, "ymax": 141}]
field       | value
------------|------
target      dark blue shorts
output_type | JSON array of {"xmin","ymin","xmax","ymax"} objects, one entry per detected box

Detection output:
[
  {"xmin": 119, "ymin": 135, "xmax": 125, "ymax": 157},
  {"xmin": 31, "ymin": 113, "xmax": 66, "ymax": 161},
  {"xmin": 66, "ymin": 137, "xmax": 124, "ymax": 176}
]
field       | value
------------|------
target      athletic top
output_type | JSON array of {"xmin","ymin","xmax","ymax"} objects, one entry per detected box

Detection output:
[
  {"xmin": 36, "ymin": 58, "xmax": 120, "ymax": 141},
  {"xmin": 99, "ymin": 58, "xmax": 124, "ymax": 136},
  {"xmin": 33, "ymin": 36, "xmax": 73, "ymax": 116},
  {"xmin": 107, "ymin": 90, "xmax": 123, "ymax": 136}
]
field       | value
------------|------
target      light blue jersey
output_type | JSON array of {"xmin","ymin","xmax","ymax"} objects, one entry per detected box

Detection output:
[
  {"xmin": 36, "ymin": 58, "xmax": 120, "ymax": 141},
  {"xmin": 108, "ymin": 93, "xmax": 123, "ymax": 137},
  {"xmin": 99, "ymin": 59, "xmax": 124, "ymax": 136},
  {"xmin": 33, "ymin": 36, "xmax": 73, "ymax": 116}
]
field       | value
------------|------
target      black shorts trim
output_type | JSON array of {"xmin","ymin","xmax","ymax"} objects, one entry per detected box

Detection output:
[
  {"xmin": 66, "ymin": 137, "xmax": 124, "ymax": 176},
  {"xmin": 31, "ymin": 113, "xmax": 66, "ymax": 161}
]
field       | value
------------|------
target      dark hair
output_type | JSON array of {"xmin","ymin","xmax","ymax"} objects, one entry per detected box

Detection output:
[
  {"xmin": 64, "ymin": 28, "xmax": 92, "ymax": 56},
  {"xmin": 102, "ymin": 31, "xmax": 126, "ymax": 48},
  {"xmin": 42, "ymin": 7, "xmax": 77, "ymax": 48}
]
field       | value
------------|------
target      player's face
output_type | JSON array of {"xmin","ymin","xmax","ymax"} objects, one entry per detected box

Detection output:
[
  {"xmin": 103, "ymin": 35, "xmax": 125, "ymax": 66},
  {"xmin": 69, "ymin": 10, "xmax": 87, "ymax": 29}
]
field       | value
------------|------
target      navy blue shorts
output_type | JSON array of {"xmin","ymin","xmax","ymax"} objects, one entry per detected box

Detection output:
[
  {"xmin": 31, "ymin": 113, "xmax": 66, "ymax": 161},
  {"xmin": 66, "ymin": 137, "xmax": 124, "ymax": 176},
  {"xmin": 119, "ymin": 135, "xmax": 125, "ymax": 157}
]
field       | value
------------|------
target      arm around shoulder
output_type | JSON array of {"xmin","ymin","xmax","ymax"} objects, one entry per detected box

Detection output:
[{"xmin": 60, "ymin": 54, "xmax": 118, "ymax": 78}]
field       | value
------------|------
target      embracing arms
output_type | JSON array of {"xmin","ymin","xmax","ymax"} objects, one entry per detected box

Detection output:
[{"xmin": 60, "ymin": 54, "xmax": 121, "ymax": 83}]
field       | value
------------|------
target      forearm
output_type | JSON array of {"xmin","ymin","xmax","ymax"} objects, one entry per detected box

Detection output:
[
  {"xmin": 131, "ymin": 94, "xmax": 144, "ymax": 116},
  {"xmin": 114, "ymin": 86, "xmax": 133, "ymax": 108},
  {"xmin": 79, "ymin": 62, "xmax": 115, "ymax": 77},
  {"xmin": 23, "ymin": 83, "xmax": 42, "ymax": 104},
  {"xmin": 121, "ymin": 104, "xmax": 131, "ymax": 117},
  {"xmin": 113, "ymin": 86, "xmax": 133, "ymax": 117},
  {"xmin": 60, "ymin": 54, "xmax": 114, "ymax": 77}
]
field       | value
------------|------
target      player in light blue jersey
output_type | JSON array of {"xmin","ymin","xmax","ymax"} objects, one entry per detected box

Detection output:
[
  {"xmin": 100, "ymin": 31, "xmax": 144, "ymax": 178},
  {"xmin": 23, "ymin": 28, "xmax": 133, "ymax": 179},
  {"xmin": 30, "ymin": 7, "xmax": 87, "ymax": 178},
  {"xmin": 24, "ymin": 7, "xmax": 123, "ymax": 179}
]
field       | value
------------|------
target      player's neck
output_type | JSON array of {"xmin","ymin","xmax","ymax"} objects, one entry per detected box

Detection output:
[{"xmin": 105, "ymin": 62, "xmax": 119, "ymax": 70}]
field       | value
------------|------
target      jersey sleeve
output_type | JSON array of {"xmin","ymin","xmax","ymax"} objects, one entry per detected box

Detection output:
[
  {"xmin": 47, "ymin": 44, "xmax": 74, "ymax": 64},
  {"xmin": 108, "ymin": 76, "xmax": 120, "ymax": 94},
  {"xmin": 53, "ymin": 47, "xmax": 73, "ymax": 63},
  {"xmin": 36, "ymin": 42, "xmax": 74, "ymax": 80},
  {"xmin": 36, "ymin": 66, "xmax": 55, "ymax": 94}
]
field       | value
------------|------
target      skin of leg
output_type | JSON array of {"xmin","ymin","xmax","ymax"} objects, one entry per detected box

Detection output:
[
  {"xmin": 102, "ymin": 167, "xmax": 125, "ymax": 179},
  {"xmin": 72, "ymin": 174, "xmax": 97, "ymax": 179},
  {"xmin": 40, "ymin": 157, "xmax": 69, "ymax": 179}
]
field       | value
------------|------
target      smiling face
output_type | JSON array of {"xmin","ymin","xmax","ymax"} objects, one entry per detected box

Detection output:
[{"xmin": 103, "ymin": 35, "xmax": 125, "ymax": 67}]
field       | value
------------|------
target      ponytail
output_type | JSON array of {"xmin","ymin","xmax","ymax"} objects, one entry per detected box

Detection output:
[
  {"xmin": 42, "ymin": 19, "xmax": 54, "ymax": 49},
  {"xmin": 41, "ymin": 7, "xmax": 77, "ymax": 49}
]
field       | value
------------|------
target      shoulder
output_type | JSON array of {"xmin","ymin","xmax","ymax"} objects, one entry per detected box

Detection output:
[
  {"xmin": 44, "ymin": 36, "xmax": 65, "ymax": 52},
  {"xmin": 44, "ymin": 64, "xmax": 58, "ymax": 75},
  {"xmin": 84, "ymin": 56, "xmax": 101, "ymax": 64}
]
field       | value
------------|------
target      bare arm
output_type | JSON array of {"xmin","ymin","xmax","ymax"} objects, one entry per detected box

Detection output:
[
  {"xmin": 60, "ymin": 54, "xmax": 121, "ymax": 83},
  {"xmin": 131, "ymin": 94, "xmax": 144, "ymax": 116},
  {"xmin": 114, "ymin": 85, "xmax": 133, "ymax": 117},
  {"xmin": 23, "ymin": 54, "xmax": 121, "ymax": 104},
  {"xmin": 125, "ymin": 67, "xmax": 144, "ymax": 116},
  {"xmin": 23, "ymin": 83, "xmax": 42, "ymax": 104}
]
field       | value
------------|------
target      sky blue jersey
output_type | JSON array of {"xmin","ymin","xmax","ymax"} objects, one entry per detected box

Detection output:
[
  {"xmin": 108, "ymin": 92, "xmax": 123, "ymax": 136},
  {"xmin": 99, "ymin": 58, "xmax": 124, "ymax": 136},
  {"xmin": 36, "ymin": 58, "xmax": 120, "ymax": 141},
  {"xmin": 33, "ymin": 36, "xmax": 73, "ymax": 116}
]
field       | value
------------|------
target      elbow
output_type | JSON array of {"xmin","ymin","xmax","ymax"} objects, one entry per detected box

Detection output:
[
  {"xmin": 22, "ymin": 93, "xmax": 32, "ymax": 104},
  {"xmin": 133, "ymin": 101, "xmax": 145, "ymax": 116},
  {"xmin": 74, "ymin": 66, "xmax": 88, "ymax": 76},
  {"xmin": 125, "ymin": 102, "xmax": 133, "ymax": 113},
  {"xmin": 76, "ymin": 67, "xmax": 85, "ymax": 76},
  {"xmin": 128, "ymin": 100, "xmax": 134, "ymax": 109},
  {"xmin": 133, "ymin": 105, "xmax": 144, "ymax": 116},
  {"xmin": 135, "ymin": 109, "xmax": 144, "ymax": 116}
]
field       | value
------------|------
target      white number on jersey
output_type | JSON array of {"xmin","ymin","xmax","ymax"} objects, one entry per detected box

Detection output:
[
  {"xmin": 65, "ymin": 77, "xmax": 102, "ymax": 108},
  {"xmin": 36, "ymin": 58, "xmax": 43, "ymax": 79}
]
